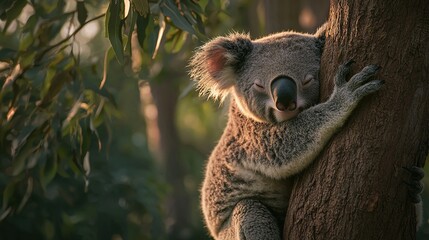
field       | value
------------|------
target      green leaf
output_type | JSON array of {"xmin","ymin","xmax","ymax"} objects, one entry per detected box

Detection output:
[
  {"xmin": 22, "ymin": 14, "xmax": 38, "ymax": 33},
  {"xmin": 164, "ymin": 30, "xmax": 186, "ymax": 53},
  {"xmin": 39, "ymin": 71, "xmax": 72, "ymax": 107},
  {"xmin": 183, "ymin": 0, "xmax": 204, "ymax": 14},
  {"xmin": 19, "ymin": 32, "xmax": 34, "ymax": 51},
  {"xmin": 183, "ymin": 6, "xmax": 197, "ymax": 26},
  {"xmin": 125, "ymin": 9, "xmax": 137, "ymax": 54},
  {"xmin": 1, "ymin": 0, "xmax": 26, "ymax": 31},
  {"xmin": 18, "ymin": 51, "xmax": 36, "ymax": 69},
  {"xmin": 40, "ymin": 55, "xmax": 75, "ymax": 106},
  {"xmin": 15, "ymin": 125, "xmax": 37, "ymax": 149},
  {"xmin": 106, "ymin": 0, "xmax": 125, "ymax": 65},
  {"xmin": 17, "ymin": 177, "xmax": 33, "ymax": 212},
  {"xmin": 84, "ymin": 80, "xmax": 117, "ymax": 107},
  {"xmin": 12, "ymin": 140, "xmax": 35, "ymax": 176},
  {"xmin": 0, "ymin": 1, "xmax": 16, "ymax": 20},
  {"xmin": 160, "ymin": 0, "xmax": 195, "ymax": 34},
  {"xmin": 39, "ymin": 152, "xmax": 57, "ymax": 190},
  {"xmin": 77, "ymin": 1, "xmax": 88, "ymax": 25},
  {"xmin": 132, "ymin": 0, "xmax": 149, "ymax": 17},
  {"xmin": 195, "ymin": 13, "xmax": 205, "ymax": 35},
  {"xmin": 40, "ymin": 67, "xmax": 56, "ymax": 99}
]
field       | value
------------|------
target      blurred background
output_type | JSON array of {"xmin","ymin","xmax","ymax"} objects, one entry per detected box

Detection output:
[{"xmin": 0, "ymin": 0, "xmax": 427, "ymax": 239}]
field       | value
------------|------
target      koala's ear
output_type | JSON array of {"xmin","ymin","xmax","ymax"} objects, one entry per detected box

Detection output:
[
  {"xmin": 314, "ymin": 22, "xmax": 327, "ymax": 51},
  {"xmin": 189, "ymin": 33, "xmax": 253, "ymax": 101}
]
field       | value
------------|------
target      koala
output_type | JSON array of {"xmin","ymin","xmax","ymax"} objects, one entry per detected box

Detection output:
[{"xmin": 189, "ymin": 25, "xmax": 384, "ymax": 240}]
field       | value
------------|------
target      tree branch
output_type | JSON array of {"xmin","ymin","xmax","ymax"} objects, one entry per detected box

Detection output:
[{"xmin": 36, "ymin": 13, "xmax": 106, "ymax": 61}]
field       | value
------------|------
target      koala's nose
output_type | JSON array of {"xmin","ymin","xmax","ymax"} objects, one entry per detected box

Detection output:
[{"xmin": 270, "ymin": 77, "xmax": 297, "ymax": 111}]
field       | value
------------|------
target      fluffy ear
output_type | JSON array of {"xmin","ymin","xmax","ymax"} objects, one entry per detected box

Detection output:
[
  {"xmin": 314, "ymin": 22, "xmax": 327, "ymax": 51},
  {"xmin": 189, "ymin": 33, "xmax": 253, "ymax": 101}
]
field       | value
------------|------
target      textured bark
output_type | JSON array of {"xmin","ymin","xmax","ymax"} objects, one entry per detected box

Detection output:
[{"xmin": 284, "ymin": 0, "xmax": 429, "ymax": 239}]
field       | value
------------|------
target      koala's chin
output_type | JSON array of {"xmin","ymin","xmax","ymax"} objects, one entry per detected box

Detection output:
[{"xmin": 272, "ymin": 108, "xmax": 301, "ymax": 123}]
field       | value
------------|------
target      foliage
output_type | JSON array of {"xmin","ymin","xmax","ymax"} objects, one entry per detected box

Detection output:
[{"xmin": 0, "ymin": 0, "xmax": 226, "ymax": 239}]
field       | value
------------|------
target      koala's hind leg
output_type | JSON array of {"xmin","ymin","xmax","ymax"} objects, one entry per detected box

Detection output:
[{"xmin": 225, "ymin": 199, "xmax": 281, "ymax": 240}]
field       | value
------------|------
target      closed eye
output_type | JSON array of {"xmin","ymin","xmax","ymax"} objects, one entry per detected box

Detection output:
[
  {"xmin": 254, "ymin": 82, "xmax": 264, "ymax": 89},
  {"xmin": 303, "ymin": 74, "xmax": 315, "ymax": 85}
]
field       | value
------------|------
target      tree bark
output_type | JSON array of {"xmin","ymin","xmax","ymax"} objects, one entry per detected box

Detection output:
[{"xmin": 284, "ymin": 0, "xmax": 429, "ymax": 239}]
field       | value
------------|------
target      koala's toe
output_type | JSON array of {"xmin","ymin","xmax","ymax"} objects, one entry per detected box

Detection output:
[
  {"xmin": 348, "ymin": 65, "xmax": 381, "ymax": 89},
  {"xmin": 334, "ymin": 60, "xmax": 354, "ymax": 86},
  {"xmin": 406, "ymin": 181, "xmax": 423, "ymax": 204},
  {"xmin": 353, "ymin": 79, "xmax": 384, "ymax": 99},
  {"xmin": 403, "ymin": 166, "xmax": 425, "ymax": 204},
  {"xmin": 361, "ymin": 64, "xmax": 381, "ymax": 73},
  {"xmin": 403, "ymin": 166, "xmax": 425, "ymax": 180}
]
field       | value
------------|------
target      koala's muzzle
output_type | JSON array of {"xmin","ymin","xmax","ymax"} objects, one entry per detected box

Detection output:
[{"xmin": 270, "ymin": 77, "xmax": 297, "ymax": 111}]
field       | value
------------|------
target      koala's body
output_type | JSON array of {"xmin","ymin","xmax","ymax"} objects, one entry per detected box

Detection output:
[{"xmin": 190, "ymin": 26, "xmax": 384, "ymax": 240}]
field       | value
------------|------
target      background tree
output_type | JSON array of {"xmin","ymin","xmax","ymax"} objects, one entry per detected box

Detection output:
[
  {"xmin": 0, "ymin": 0, "xmax": 220, "ymax": 239},
  {"xmin": 284, "ymin": 0, "xmax": 429, "ymax": 239}
]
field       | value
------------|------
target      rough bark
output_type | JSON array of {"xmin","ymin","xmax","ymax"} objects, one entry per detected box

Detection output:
[{"xmin": 283, "ymin": 0, "xmax": 429, "ymax": 239}]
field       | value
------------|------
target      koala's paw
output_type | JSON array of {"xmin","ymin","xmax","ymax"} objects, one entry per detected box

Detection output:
[
  {"xmin": 403, "ymin": 166, "xmax": 425, "ymax": 204},
  {"xmin": 334, "ymin": 61, "xmax": 384, "ymax": 101}
]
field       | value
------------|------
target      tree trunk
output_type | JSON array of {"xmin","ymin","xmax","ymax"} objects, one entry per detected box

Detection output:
[
  {"xmin": 149, "ymin": 74, "xmax": 193, "ymax": 239},
  {"xmin": 284, "ymin": 0, "xmax": 429, "ymax": 239}
]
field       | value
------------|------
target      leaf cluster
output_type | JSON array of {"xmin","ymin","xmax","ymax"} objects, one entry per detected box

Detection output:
[
  {"xmin": 0, "ymin": 0, "xmax": 117, "ymax": 222},
  {"xmin": 0, "ymin": 0, "xmax": 226, "ymax": 238}
]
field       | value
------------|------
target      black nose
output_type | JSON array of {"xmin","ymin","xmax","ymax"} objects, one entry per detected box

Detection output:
[{"xmin": 270, "ymin": 77, "xmax": 297, "ymax": 111}]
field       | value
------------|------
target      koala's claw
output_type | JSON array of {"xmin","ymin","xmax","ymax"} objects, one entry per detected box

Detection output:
[{"xmin": 402, "ymin": 166, "xmax": 425, "ymax": 204}]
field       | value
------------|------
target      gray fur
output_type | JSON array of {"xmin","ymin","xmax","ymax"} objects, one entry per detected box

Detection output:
[{"xmin": 190, "ymin": 26, "xmax": 383, "ymax": 239}]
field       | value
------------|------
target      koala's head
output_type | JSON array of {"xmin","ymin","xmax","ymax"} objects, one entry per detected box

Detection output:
[{"xmin": 190, "ymin": 27, "xmax": 325, "ymax": 123}]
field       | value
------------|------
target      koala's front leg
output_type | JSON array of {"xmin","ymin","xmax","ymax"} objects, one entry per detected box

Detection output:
[
  {"xmin": 219, "ymin": 199, "xmax": 281, "ymax": 240},
  {"xmin": 244, "ymin": 62, "xmax": 384, "ymax": 179}
]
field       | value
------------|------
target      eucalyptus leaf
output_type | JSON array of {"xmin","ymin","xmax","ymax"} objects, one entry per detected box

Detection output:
[
  {"xmin": 160, "ymin": 0, "xmax": 195, "ymax": 35},
  {"xmin": 39, "ymin": 71, "xmax": 72, "ymax": 107},
  {"xmin": 132, "ymin": 0, "xmax": 149, "ymax": 17},
  {"xmin": 183, "ymin": 0, "xmax": 204, "ymax": 14},
  {"xmin": 125, "ymin": 9, "xmax": 137, "ymax": 54},
  {"xmin": 2, "ymin": 0, "xmax": 26, "ymax": 31},
  {"xmin": 136, "ymin": 12, "xmax": 149, "ymax": 48},
  {"xmin": 39, "ymin": 152, "xmax": 58, "ymax": 190},
  {"xmin": 106, "ymin": 0, "xmax": 125, "ymax": 64},
  {"xmin": 77, "ymin": 1, "xmax": 88, "ymax": 25}
]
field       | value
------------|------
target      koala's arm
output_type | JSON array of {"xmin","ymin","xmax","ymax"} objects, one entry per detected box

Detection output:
[{"xmin": 241, "ymin": 62, "xmax": 384, "ymax": 179}]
